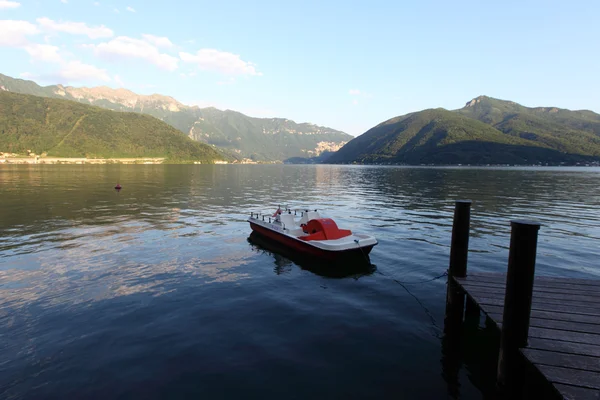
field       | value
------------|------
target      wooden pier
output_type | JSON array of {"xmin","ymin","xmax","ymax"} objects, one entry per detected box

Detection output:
[{"xmin": 444, "ymin": 201, "xmax": 600, "ymax": 400}]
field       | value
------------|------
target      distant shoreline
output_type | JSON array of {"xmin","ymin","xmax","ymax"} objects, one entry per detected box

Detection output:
[
  {"xmin": 0, "ymin": 156, "xmax": 261, "ymax": 165},
  {"xmin": 1, "ymin": 157, "xmax": 166, "ymax": 165}
]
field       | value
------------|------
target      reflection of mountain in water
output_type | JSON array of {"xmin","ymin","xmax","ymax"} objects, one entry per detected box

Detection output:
[
  {"xmin": 247, "ymin": 232, "xmax": 376, "ymax": 279},
  {"xmin": 2, "ymin": 164, "xmax": 599, "ymax": 279}
]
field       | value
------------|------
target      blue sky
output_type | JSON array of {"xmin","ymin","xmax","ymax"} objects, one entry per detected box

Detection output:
[{"xmin": 0, "ymin": 0, "xmax": 598, "ymax": 135}]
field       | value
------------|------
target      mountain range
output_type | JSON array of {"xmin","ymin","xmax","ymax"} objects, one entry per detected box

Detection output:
[
  {"xmin": 0, "ymin": 90, "xmax": 224, "ymax": 162},
  {"xmin": 327, "ymin": 96, "xmax": 600, "ymax": 165},
  {"xmin": 0, "ymin": 74, "xmax": 351, "ymax": 162},
  {"xmin": 2, "ymin": 72, "xmax": 599, "ymax": 166}
]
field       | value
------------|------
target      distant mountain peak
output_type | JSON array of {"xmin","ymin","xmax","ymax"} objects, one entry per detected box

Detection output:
[
  {"xmin": 464, "ymin": 95, "xmax": 522, "ymax": 109},
  {"xmin": 465, "ymin": 95, "xmax": 489, "ymax": 107}
]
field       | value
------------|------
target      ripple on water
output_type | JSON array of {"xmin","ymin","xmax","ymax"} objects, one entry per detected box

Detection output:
[{"xmin": 0, "ymin": 165, "xmax": 599, "ymax": 399}]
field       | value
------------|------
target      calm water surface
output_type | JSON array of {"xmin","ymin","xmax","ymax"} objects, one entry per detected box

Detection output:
[{"xmin": 1, "ymin": 165, "xmax": 599, "ymax": 399}]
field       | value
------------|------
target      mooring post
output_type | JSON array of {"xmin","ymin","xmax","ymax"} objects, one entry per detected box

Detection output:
[
  {"xmin": 497, "ymin": 220, "xmax": 541, "ymax": 390},
  {"xmin": 442, "ymin": 200, "xmax": 472, "ymax": 395},
  {"xmin": 444, "ymin": 200, "xmax": 472, "ymax": 331},
  {"xmin": 449, "ymin": 200, "xmax": 471, "ymax": 278}
]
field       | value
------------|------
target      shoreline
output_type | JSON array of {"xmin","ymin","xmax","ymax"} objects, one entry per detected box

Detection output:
[{"xmin": 0, "ymin": 157, "xmax": 166, "ymax": 165}]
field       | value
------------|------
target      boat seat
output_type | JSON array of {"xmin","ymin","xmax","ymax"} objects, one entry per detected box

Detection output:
[
  {"xmin": 299, "ymin": 210, "xmax": 321, "ymax": 226},
  {"xmin": 299, "ymin": 218, "xmax": 352, "ymax": 241},
  {"xmin": 306, "ymin": 211, "xmax": 321, "ymax": 221},
  {"xmin": 279, "ymin": 213, "xmax": 295, "ymax": 229}
]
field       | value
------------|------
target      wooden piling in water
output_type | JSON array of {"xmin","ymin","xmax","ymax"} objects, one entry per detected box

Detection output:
[
  {"xmin": 449, "ymin": 200, "xmax": 471, "ymax": 278},
  {"xmin": 444, "ymin": 200, "xmax": 472, "ymax": 333},
  {"xmin": 497, "ymin": 220, "xmax": 541, "ymax": 389},
  {"xmin": 442, "ymin": 200, "xmax": 472, "ymax": 396}
]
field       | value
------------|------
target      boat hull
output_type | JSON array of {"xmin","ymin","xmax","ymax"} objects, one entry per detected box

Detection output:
[{"xmin": 249, "ymin": 222, "xmax": 375, "ymax": 262}]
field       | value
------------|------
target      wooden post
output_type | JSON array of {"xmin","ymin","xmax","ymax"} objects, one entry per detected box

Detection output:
[
  {"xmin": 449, "ymin": 200, "xmax": 472, "ymax": 278},
  {"xmin": 497, "ymin": 220, "xmax": 541, "ymax": 389},
  {"xmin": 444, "ymin": 200, "xmax": 472, "ymax": 329},
  {"xmin": 442, "ymin": 201, "xmax": 472, "ymax": 394}
]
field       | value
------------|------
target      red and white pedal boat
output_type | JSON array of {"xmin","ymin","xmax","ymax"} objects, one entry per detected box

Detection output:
[{"xmin": 248, "ymin": 207, "xmax": 377, "ymax": 261}]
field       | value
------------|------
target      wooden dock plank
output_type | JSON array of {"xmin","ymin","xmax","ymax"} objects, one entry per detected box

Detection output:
[
  {"xmin": 536, "ymin": 365, "xmax": 600, "ymax": 390},
  {"xmin": 484, "ymin": 305, "xmax": 600, "ymax": 326},
  {"xmin": 489, "ymin": 321, "xmax": 600, "ymax": 346},
  {"xmin": 464, "ymin": 287, "xmax": 600, "ymax": 311},
  {"xmin": 522, "ymin": 348, "xmax": 600, "ymax": 373},
  {"xmin": 462, "ymin": 284, "xmax": 600, "ymax": 305},
  {"xmin": 467, "ymin": 273, "xmax": 600, "ymax": 288},
  {"xmin": 487, "ymin": 313, "xmax": 600, "ymax": 335},
  {"xmin": 529, "ymin": 319, "xmax": 600, "ymax": 336},
  {"xmin": 529, "ymin": 328, "xmax": 600, "ymax": 348},
  {"xmin": 466, "ymin": 291, "xmax": 600, "ymax": 317},
  {"xmin": 459, "ymin": 279, "xmax": 600, "ymax": 297},
  {"xmin": 553, "ymin": 384, "xmax": 600, "ymax": 400},
  {"xmin": 528, "ymin": 338, "xmax": 600, "ymax": 358},
  {"xmin": 462, "ymin": 276, "xmax": 600, "ymax": 300},
  {"xmin": 484, "ymin": 304, "xmax": 600, "ymax": 325},
  {"xmin": 454, "ymin": 272, "xmax": 600, "ymax": 398}
]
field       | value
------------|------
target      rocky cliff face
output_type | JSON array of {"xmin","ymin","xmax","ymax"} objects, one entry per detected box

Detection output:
[{"xmin": 53, "ymin": 85, "xmax": 183, "ymax": 111}]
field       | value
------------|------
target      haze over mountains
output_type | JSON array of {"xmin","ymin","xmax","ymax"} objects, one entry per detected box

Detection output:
[
  {"xmin": 0, "ymin": 73, "xmax": 351, "ymax": 162},
  {"xmin": 327, "ymin": 96, "xmax": 600, "ymax": 165}
]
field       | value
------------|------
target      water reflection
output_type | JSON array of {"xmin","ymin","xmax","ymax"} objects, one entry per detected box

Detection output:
[{"xmin": 1, "ymin": 165, "xmax": 599, "ymax": 400}]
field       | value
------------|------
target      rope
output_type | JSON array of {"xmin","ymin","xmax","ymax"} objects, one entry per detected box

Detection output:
[
  {"xmin": 352, "ymin": 241, "xmax": 446, "ymax": 337},
  {"xmin": 394, "ymin": 277, "xmax": 442, "ymax": 337},
  {"xmin": 388, "ymin": 271, "xmax": 448, "ymax": 285},
  {"xmin": 353, "ymin": 239, "xmax": 447, "ymax": 285},
  {"xmin": 354, "ymin": 239, "xmax": 371, "ymax": 264},
  {"xmin": 377, "ymin": 269, "xmax": 447, "ymax": 338}
]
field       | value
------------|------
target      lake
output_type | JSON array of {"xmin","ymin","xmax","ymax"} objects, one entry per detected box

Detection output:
[{"xmin": 1, "ymin": 165, "xmax": 599, "ymax": 399}]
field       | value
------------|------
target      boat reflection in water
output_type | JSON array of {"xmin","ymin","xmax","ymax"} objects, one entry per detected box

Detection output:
[{"xmin": 247, "ymin": 231, "xmax": 376, "ymax": 278}]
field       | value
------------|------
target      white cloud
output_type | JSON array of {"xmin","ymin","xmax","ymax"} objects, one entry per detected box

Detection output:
[
  {"xmin": 37, "ymin": 17, "xmax": 113, "ymax": 39},
  {"xmin": 217, "ymin": 77, "xmax": 235, "ymax": 85},
  {"xmin": 93, "ymin": 1, "xmax": 99, "ymax": 5},
  {"xmin": 0, "ymin": 21, "xmax": 108, "ymax": 85},
  {"xmin": 93, "ymin": 36, "xmax": 179, "ymax": 71},
  {"xmin": 61, "ymin": 0, "xmax": 68, "ymax": 3},
  {"xmin": 25, "ymin": 43, "xmax": 62, "ymax": 63},
  {"xmin": 126, "ymin": 6, "xmax": 135, "ymax": 12},
  {"xmin": 0, "ymin": 20, "xmax": 65, "ymax": 63},
  {"xmin": 57, "ymin": 61, "xmax": 110, "ymax": 82},
  {"xmin": 180, "ymin": 49, "xmax": 261, "ymax": 76},
  {"xmin": 142, "ymin": 34, "xmax": 173, "ymax": 48},
  {"xmin": 179, "ymin": 71, "xmax": 197, "ymax": 79},
  {"xmin": 114, "ymin": 74, "xmax": 124, "ymax": 87},
  {"xmin": 0, "ymin": 20, "xmax": 39, "ymax": 46},
  {"xmin": 20, "ymin": 61, "xmax": 111, "ymax": 84},
  {"xmin": 0, "ymin": 0, "xmax": 21, "ymax": 9},
  {"xmin": 348, "ymin": 89, "xmax": 373, "ymax": 100}
]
